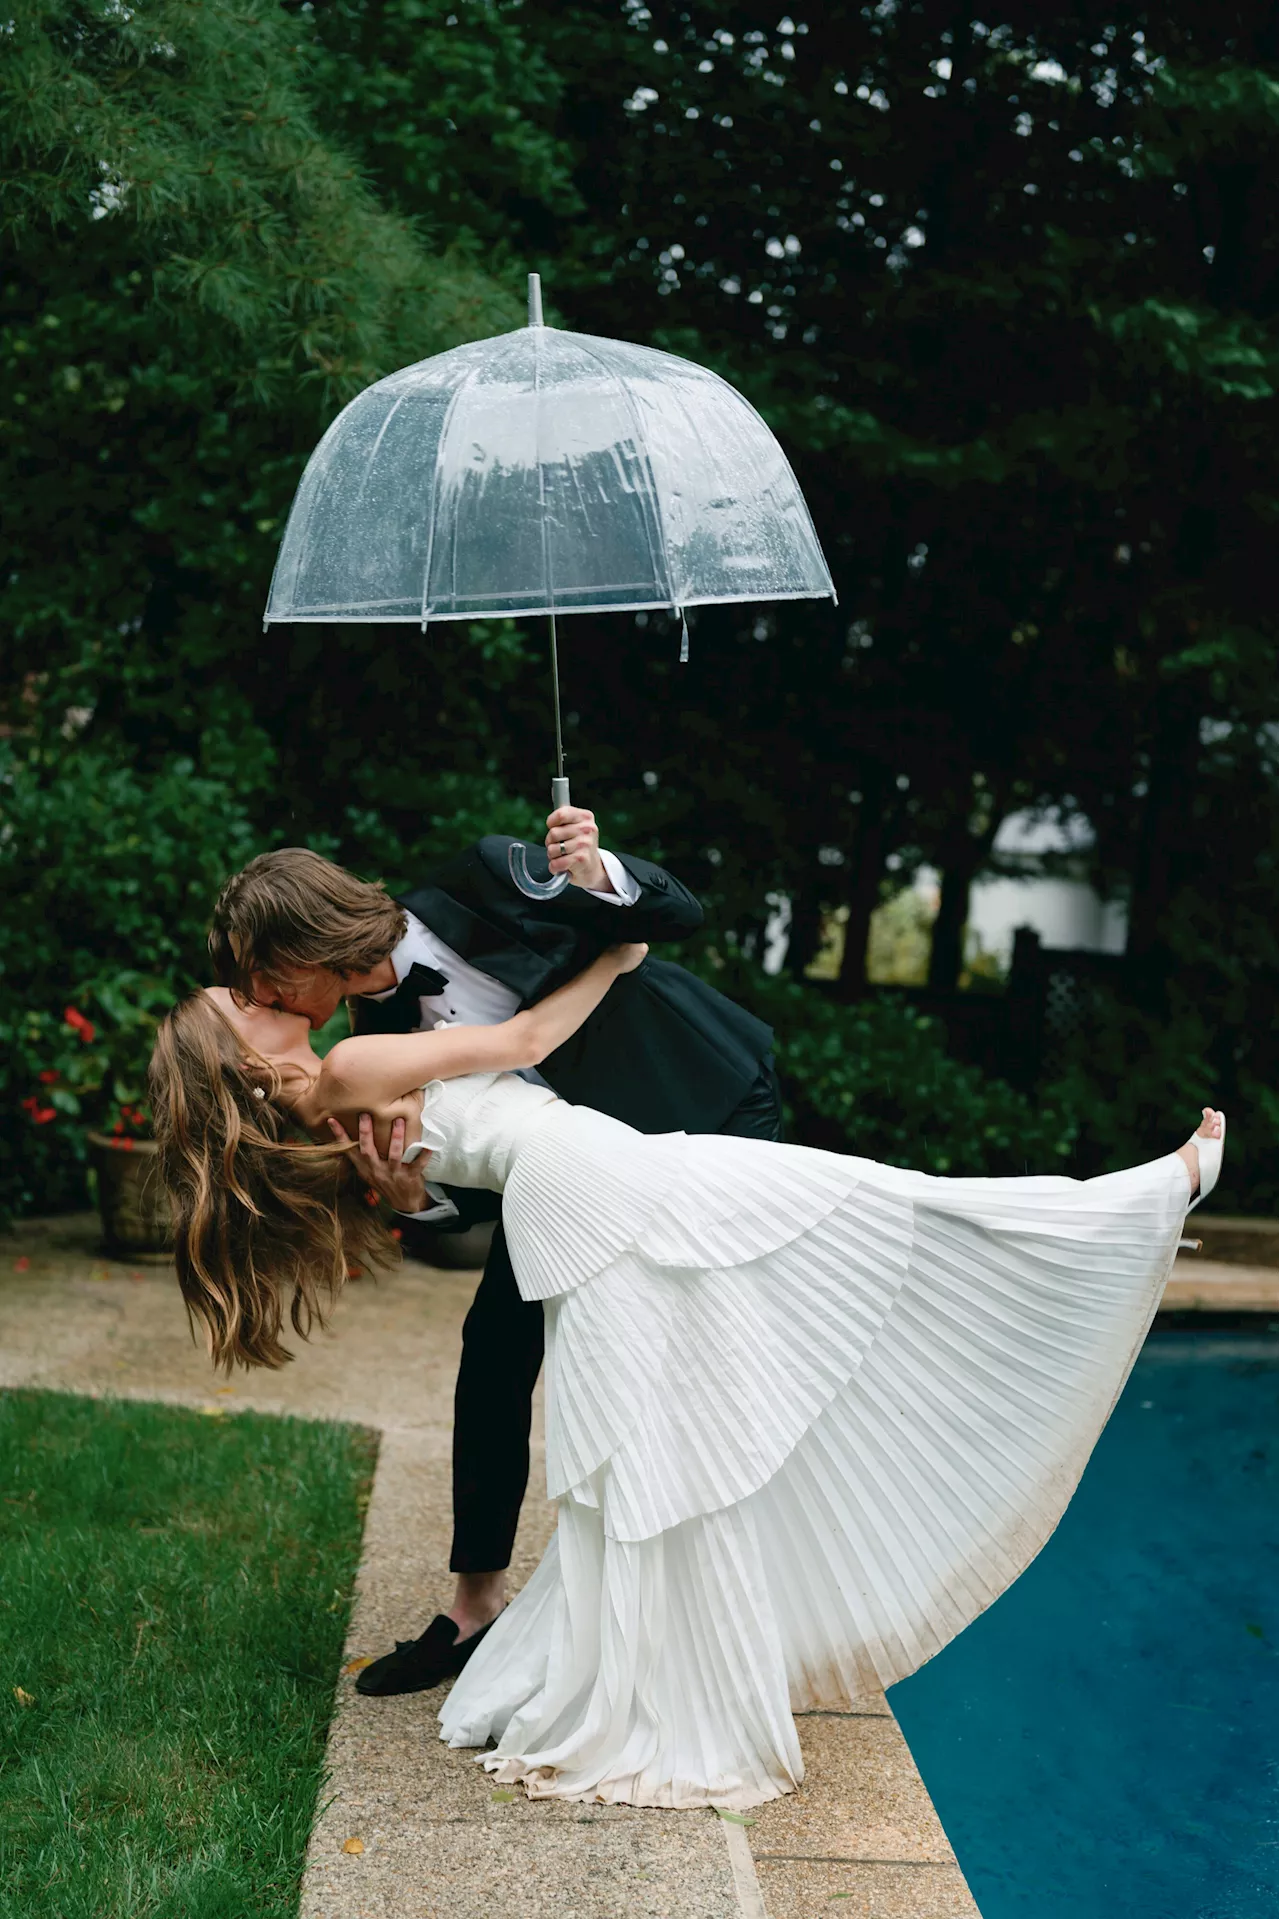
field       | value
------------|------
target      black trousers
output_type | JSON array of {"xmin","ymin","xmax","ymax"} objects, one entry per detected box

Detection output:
[{"xmin": 449, "ymin": 1059, "xmax": 784, "ymax": 1574}]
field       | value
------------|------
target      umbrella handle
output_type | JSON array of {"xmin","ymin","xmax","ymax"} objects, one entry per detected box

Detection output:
[{"xmin": 507, "ymin": 777, "xmax": 572, "ymax": 901}]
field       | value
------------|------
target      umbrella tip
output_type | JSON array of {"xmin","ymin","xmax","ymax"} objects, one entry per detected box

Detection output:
[{"xmin": 527, "ymin": 273, "xmax": 544, "ymax": 327}]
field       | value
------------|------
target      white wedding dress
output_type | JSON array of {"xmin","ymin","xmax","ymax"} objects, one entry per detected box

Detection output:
[{"xmin": 410, "ymin": 1071, "xmax": 1192, "ymax": 1810}]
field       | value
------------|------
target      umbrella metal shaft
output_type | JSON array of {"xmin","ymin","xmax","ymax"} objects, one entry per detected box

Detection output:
[{"xmin": 549, "ymin": 612, "xmax": 565, "ymax": 784}]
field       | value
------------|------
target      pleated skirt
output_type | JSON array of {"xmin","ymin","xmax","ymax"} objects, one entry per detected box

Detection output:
[{"xmin": 438, "ymin": 1106, "xmax": 1191, "ymax": 1808}]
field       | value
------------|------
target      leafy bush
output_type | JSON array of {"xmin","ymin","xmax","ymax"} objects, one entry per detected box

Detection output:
[
  {"xmin": 0, "ymin": 739, "xmax": 267, "ymax": 1222},
  {"xmin": 12, "ymin": 970, "xmax": 173, "ymax": 1154},
  {"xmin": 1043, "ymin": 985, "xmax": 1276, "ymax": 1216},
  {"xmin": 701, "ymin": 962, "xmax": 1079, "ymax": 1177}
]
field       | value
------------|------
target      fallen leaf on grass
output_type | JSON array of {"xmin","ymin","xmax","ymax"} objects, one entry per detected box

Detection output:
[
  {"xmin": 341, "ymin": 1836, "xmax": 364, "ymax": 1855},
  {"xmin": 342, "ymin": 1657, "xmax": 374, "ymax": 1676},
  {"xmin": 13, "ymin": 1688, "xmax": 35, "ymax": 1707},
  {"xmin": 715, "ymin": 1809, "xmax": 756, "ymax": 1827},
  {"xmin": 490, "ymin": 1790, "xmax": 516, "ymax": 1804},
  {"xmin": 13, "ymin": 1258, "xmax": 30, "ymax": 1272},
  {"xmin": 199, "ymin": 1405, "xmax": 227, "ymax": 1418}
]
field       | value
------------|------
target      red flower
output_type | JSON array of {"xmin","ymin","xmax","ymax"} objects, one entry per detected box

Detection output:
[
  {"xmin": 64, "ymin": 1007, "xmax": 96, "ymax": 1043},
  {"xmin": 364, "ymin": 1188, "xmax": 380, "ymax": 1208},
  {"xmin": 116, "ymin": 1137, "xmax": 135, "ymax": 1152},
  {"xmin": 390, "ymin": 1227, "xmax": 403, "ymax": 1242},
  {"xmin": 37, "ymin": 1070, "xmax": 59, "ymax": 1084},
  {"xmin": 22, "ymin": 1098, "xmax": 56, "ymax": 1125}
]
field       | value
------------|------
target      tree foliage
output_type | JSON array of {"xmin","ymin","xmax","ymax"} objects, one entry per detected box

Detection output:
[
  {"xmin": 2, "ymin": 0, "xmax": 1274, "ymax": 1219},
  {"xmin": 0, "ymin": 0, "xmax": 529, "ymax": 1214},
  {"xmin": 505, "ymin": 2, "xmax": 1274, "ymax": 962}
]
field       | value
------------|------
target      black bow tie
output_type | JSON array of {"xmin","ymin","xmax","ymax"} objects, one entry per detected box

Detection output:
[
  {"xmin": 352, "ymin": 960, "xmax": 450, "ymax": 1036},
  {"xmin": 392, "ymin": 961, "xmax": 449, "ymax": 1004}
]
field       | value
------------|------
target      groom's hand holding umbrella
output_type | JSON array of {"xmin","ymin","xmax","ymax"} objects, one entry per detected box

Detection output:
[{"xmin": 544, "ymin": 805, "xmax": 610, "ymax": 891}]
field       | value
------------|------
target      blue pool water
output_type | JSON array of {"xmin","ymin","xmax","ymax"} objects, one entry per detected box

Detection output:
[{"xmin": 889, "ymin": 1326, "xmax": 1278, "ymax": 1919}]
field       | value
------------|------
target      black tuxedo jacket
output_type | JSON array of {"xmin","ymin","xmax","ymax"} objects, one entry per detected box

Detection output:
[{"xmin": 350, "ymin": 835, "xmax": 773, "ymax": 1145}]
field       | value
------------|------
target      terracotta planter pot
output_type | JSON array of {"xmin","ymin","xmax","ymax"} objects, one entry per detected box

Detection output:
[{"xmin": 85, "ymin": 1133, "xmax": 172, "ymax": 1259}]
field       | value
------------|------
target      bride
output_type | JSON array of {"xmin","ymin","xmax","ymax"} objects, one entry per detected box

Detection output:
[{"xmin": 149, "ymin": 943, "xmax": 1224, "ymax": 1811}]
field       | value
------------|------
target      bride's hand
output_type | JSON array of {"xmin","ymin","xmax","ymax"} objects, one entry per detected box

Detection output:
[{"xmin": 611, "ymin": 942, "xmax": 649, "ymax": 974}]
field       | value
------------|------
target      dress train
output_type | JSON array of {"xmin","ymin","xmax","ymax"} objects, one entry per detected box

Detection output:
[{"xmin": 430, "ymin": 1092, "xmax": 1192, "ymax": 1809}]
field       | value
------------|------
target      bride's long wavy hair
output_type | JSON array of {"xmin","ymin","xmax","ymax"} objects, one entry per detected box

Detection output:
[{"xmin": 148, "ymin": 993, "xmax": 395, "ymax": 1370}]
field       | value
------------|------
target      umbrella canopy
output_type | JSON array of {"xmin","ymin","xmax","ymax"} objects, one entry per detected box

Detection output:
[
  {"xmin": 264, "ymin": 279, "xmax": 834, "ymax": 628},
  {"xmin": 264, "ymin": 277, "xmax": 834, "ymax": 896}
]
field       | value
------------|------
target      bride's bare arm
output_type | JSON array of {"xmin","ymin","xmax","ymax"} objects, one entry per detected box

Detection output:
[{"xmin": 317, "ymin": 943, "xmax": 647, "ymax": 1114}]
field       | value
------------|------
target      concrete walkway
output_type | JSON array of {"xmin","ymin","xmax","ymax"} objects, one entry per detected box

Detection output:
[
  {"xmin": 1162, "ymin": 1214, "xmax": 1279, "ymax": 1313},
  {"xmin": 21, "ymin": 1207, "xmax": 1271, "ymax": 1915}
]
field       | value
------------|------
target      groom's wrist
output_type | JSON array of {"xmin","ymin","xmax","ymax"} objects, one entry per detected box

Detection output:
[
  {"xmin": 584, "ymin": 849, "xmax": 640, "ymax": 903},
  {"xmin": 398, "ymin": 1193, "xmax": 459, "ymax": 1224}
]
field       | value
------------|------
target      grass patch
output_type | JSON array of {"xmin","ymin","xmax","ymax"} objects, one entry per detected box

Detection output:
[{"xmin": 0, "ymin": 1390, "xmax": 377, "ymax": 1918}]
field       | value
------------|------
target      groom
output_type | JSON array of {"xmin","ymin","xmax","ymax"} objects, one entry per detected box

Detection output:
[{"xmin": 208, "ymin": 804, "xmax": 781, "ymax": 1694}]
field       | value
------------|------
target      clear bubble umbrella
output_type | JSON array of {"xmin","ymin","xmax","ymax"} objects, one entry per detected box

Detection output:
[{"xmin": 265, "ymin": 275, "xmax": 835, "ymax": 896}]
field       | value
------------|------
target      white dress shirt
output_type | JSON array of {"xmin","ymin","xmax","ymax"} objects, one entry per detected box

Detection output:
[{"xmin": 369, "ymin": 851, "xmax": 639, "ymax": 1220}]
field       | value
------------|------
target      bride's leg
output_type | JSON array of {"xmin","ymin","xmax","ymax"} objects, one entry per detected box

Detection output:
[{"xmin": 1175, "ymin": 1107, "xmax": 1224, "ymax": 1200}]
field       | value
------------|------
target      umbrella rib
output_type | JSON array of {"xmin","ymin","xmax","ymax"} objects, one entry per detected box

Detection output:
[
  {"xmin": 565, "ymin": 334, "xmax": 677, "ymax": 613},
  {"xmin": 686, "ymin": 367, "xmax": 836, "ymax": 605},
  {"xmin": 265, "ymin": 405, "xmax": 351, "ymax": 625},
  {"xmin": 361, "ymin": 391, "xmax": 411, "ymax": 496},
  {"xmin": 419, "ymin": 346, "xmax": 506, "ymax": 629}
]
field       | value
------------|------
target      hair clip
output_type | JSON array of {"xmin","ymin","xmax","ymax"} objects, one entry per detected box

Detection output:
[{"xmin": 252, "ymin": 1085, "xmax": 266, "ymax": 1100}]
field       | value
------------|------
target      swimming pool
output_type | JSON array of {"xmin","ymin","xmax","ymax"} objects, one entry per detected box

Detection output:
[{"xmin": 889, "ymin": 1324, "xmax": 1278, "ymax": 1919}]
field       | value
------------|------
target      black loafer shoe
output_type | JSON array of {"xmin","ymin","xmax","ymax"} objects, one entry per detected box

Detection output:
[{"xmin": 355, "ymin": 1612, "xmax": 497, "ymax": 1697}]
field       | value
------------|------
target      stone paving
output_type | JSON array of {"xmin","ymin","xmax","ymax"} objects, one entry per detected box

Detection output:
[
  {"xmin": 1162, "ymin": 1215, "xmax": 1278, "ymax": 1313},
  {"xmin": 0, "ymin": 1212, "xmax": 986, "ymax": 1915},
  {"xmin": 9, "ymin": 1209, "xmax": 1268, "ymax": 1916},
  {"xmin": 1161, "ymin": 1256, "xmax": 1279, "ymax": 1312}
]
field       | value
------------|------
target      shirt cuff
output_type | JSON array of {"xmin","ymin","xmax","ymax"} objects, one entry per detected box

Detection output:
[
  {"xmin": 397, "ymin": 1182, "xmax": 460, "ymax": 1224},
  {"xmin": 589, "ymin": 849, "xmax": 641, "ymax": 905}
]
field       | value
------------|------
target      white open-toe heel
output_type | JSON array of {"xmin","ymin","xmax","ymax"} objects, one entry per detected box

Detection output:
[{"xmin": 1179, "ymin": 1111, "xmax": 1226, "ymax": 1249}]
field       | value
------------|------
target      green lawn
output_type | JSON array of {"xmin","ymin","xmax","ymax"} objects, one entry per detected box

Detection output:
[{"xmin": 0, "ymin": 1390, "xmax": 377, "ymax": 1918}]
